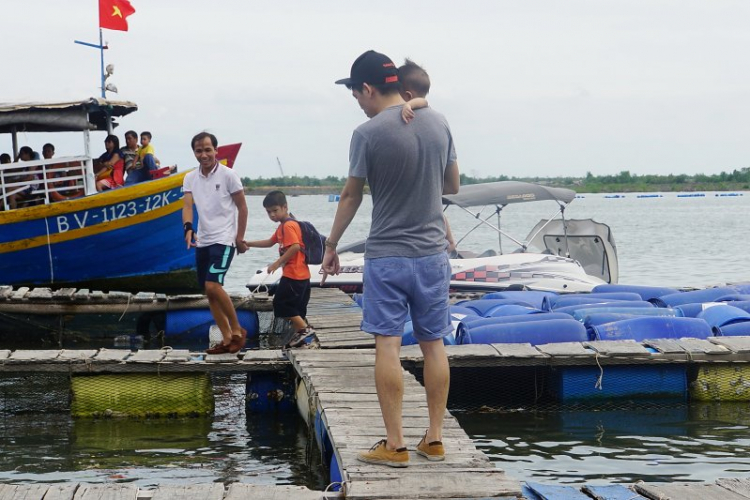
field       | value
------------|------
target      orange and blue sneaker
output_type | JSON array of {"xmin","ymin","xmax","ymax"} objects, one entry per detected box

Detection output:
[{"xmin": 357, "ymin": 439, "xmax": 409, "ymax": 468}]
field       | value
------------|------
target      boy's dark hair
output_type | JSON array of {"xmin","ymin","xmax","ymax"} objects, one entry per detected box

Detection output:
[
  {"xmin": 125, "ymin": 130, "xmax": 138, "ymax": 140},
  {"xmin": 140, "ymin": 131, "xmax": 152, "ymax": 140},
  {"xmin": 19, "ymin": 146, "xmax": 33, "ymax": 158},
  {"xmin": 43, "ymin": 143, "xmax": 55, "ymax": 152},
  {"xmin": 191, "ymin": 131, "xmax": 218, "ymax": 150},
  {"xmin": 398, "ymin": 59, "xmax": 431, "ymax": 98},
  {"xmin": 0, "ymin": 153, "xmax": 11, "ymax": 164},
  {"xmin": 263, "ymin": 190, "xmax": 287, "ymax": 208}
]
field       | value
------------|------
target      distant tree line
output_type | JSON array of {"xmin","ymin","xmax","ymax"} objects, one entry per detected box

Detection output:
[{"xmin": 241, "ymin": 167, "xmax": 750, "ymax": 193}]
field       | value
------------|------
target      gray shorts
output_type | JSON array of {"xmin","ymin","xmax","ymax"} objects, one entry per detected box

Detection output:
[{"xmin": 361, "ymin": 252, "xmax": 452, "ymax": 342}]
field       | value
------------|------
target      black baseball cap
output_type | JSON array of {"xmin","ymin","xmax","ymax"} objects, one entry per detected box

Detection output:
[{"xmin": 335, "ymin": 50, "xmax": 399, "ymax": 87}]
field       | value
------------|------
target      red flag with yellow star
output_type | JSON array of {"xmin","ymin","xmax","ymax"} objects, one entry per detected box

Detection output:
[{"xmin": 99, "ymin": 0, "xmax": 136, "ymax": 31}]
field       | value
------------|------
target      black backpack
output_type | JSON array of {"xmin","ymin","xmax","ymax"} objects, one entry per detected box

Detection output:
[{"xmin": 282, "ymin": 217, "xmax": 327, "ymax": 265}]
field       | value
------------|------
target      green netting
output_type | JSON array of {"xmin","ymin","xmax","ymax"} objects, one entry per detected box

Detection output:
[
  {"xmin": 71, "ymin": 373, "xmax": 214, "ymax": 418},
  {"xmin": 692, "ymin": 364, "xmax": 750, "ymax": 402}
]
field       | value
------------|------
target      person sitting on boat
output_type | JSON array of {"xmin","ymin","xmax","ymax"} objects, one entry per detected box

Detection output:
[
  {"xmin": 121, "ymin": 130, "xmax": 142, "ymax": 185},
  {"xmin": 7, "ymin": 146, "xmax": 43, "ymax": 209},
  {"xmin": 95, "ymin": 135, "xmax": 125, "ymax": 191},
  {"xmin": 42, "ymin": 143, "xmax": 84, "ymax": 202}
]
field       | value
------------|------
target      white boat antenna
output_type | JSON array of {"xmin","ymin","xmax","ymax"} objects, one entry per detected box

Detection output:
[{"xmin": 276, "ymin": 157, "xmax": 285, "ymax": 177}]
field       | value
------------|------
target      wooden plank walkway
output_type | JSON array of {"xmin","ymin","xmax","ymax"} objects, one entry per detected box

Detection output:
[
  {"xmin": 0, "ymin": 285, "xmax": 272, "ymax": 313},
  {"xmin": 288, "ymin": 348, "xmax": 522, "ymax": 499},
  {"xmin": 0, "ymin": 482, "xmax": 341, "ymax": 499},
  {"xmin": 0, "ymin": 348, "xmax": 289, "ymax": 373}
]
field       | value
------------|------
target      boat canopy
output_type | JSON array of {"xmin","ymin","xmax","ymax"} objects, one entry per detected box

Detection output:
[
  {"xmin": 442, "ymin": 181, "xmax": 576, "ymax": 208},
  {"xmin": 0, "ymin": 98, "xmax": 138, "ymax": 133}
]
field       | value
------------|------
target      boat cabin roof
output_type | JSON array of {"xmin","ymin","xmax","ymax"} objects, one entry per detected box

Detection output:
[
  {"xmin": 442, "ymin": 181, "xmax": 576, "ymax": 208},
  {"xmin": 0, "ymin": 98, "xmax": 138, "ymax": 134}
]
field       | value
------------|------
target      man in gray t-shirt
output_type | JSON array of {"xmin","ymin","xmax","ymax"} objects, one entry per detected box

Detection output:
[{"xmin": 323, "ymin": 50, "xmax": 460, "ymax": 468}]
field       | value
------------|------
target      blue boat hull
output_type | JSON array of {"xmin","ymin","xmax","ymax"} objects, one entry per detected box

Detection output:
[{"xmin": 0, "ymin": 172, "xmax": 199, "ymax": 292}]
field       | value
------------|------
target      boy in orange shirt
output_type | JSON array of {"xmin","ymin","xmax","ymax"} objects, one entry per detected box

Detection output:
[{"xmin": 245, "ymin": 191, "xmax": 314, "ymax": 348}]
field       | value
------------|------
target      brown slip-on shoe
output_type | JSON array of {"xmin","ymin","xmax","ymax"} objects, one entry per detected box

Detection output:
[
  {"xmin": 206, "ymin": 343, "xmax": 232, "ymax": 355},
  {"xmin": 416, "ymin": 434, "xmax": 445, "ymax": 461},
  {"xmin": 228, "ymin": 328, "xmax": 247, "ymax": 354},
  {"xmin": 357, "ymin": 439, "xmax": 409, "ymax": 468}
]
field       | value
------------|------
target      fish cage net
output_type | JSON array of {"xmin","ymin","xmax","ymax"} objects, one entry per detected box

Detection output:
[
  {"xmin": 406, "ymin": 363, "xmax": 728, "ymax": 413},
  {"xmin": 0, "ymin": 372, "xmax": 250, "ymax": 418}
]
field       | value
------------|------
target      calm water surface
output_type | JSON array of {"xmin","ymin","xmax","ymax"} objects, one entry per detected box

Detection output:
[{"xmin": 2, "ymin": 192, "xmax": 749, "ymax": 486}]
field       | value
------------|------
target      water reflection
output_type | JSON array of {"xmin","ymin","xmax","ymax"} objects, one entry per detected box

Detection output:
[
  {"xmin": 0, "ymin": 373, "xmax": 326, "ymax": 488},
  {"xmin": 456, "ymin": 402, "xmax": 750, "ymax": 484}
]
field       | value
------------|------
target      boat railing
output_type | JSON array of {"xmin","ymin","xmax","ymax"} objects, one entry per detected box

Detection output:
[{"xmin": 0, "ymin": 155, "xmax": 95, "ymax": 211}]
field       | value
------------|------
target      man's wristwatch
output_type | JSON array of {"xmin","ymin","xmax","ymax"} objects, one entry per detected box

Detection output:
[{"xmin": 324, "ymin": 239, "xmax": 337, "ymax": 250}]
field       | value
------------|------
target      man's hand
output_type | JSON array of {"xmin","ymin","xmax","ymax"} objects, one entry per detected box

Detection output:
[
  {"xmin": 320, "ymin": 247, "xmax": 340, "ymax": 285},
  {"xmin": 235, "ymin": 238, "xmax": 249, "ymax": 254},
  {"xmin": 185, "ymin": 230, "xmax": 197, "ymax": 249}
]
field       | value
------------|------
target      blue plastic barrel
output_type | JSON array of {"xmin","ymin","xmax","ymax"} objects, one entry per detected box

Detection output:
[
  {"xmin": 329, "ymin": 453, "xmax": 342, "ymax": 491},
  {"xmin": 554, "ymin": 365, "xmax": 687, "ymax": 402},
  {"xmin": 674, "ymin": 303, "xmax": 714, "ymax": 318},
  {"xmin": 592, "ymin": 284, "xmax": 679, "ymax": 301},
  {"xmin": 715, "ymin": 322, "xmax": 750, "ymax": 336},
  {"xmin": 455, "ymin": 313, "xmax": 573, "ymax": 344},
  {"xmin": 714, "ymin": 294, "xmax": 750, "ymax": 302},
  {"xmin": 553, "ymin": 301, "xmax": 655, "ymax": 316},
  {"xmin": 650, "ymin": 287, "xmax": 739, "ymax": 307},
  {"xmin": 485, "ymin": 305, "xmax": 544, "ymax": 317},
  {"xmin": 246, "ymin": 372, "xmax": 296, "ymax": 413},
  {"xmin": 165, "ymin": 309, "xmax": 259, "ymax": 342},
  {"xmin": 402, "ymin": 321, "xmax": 456, "ymax": 346},
  {"xmin": 458, "ymin": 319, "xmax": 587, "ymax": 345},
  {"xmin": 543, "ymin": 294, "xmax": 642, "ymax": 311},
  {"xmin": 459, "ymin": 299, "xmax": 535, "ymax": 316},
  {"xmin": 733, "ymin": 284, "xmax": 750, "ymax": 294},
  {"xmin": 572, "ymin": 307, "xmax": 678, "ymax": 322},
  {"xmin": 590, "ymin": 317, "xmax": 712, "ymax": 342},
  {"xmin": 482, "ymin": 291, "xmax": 557, "ymax": 310},
  {"xmin": 725, "ymin": 301, "xmax": 750, "ymax": 314},
  {"xmin": 449, "ymin": 305, "xmax": 479, "ymax": 318},
  {"xmin": 697, "ymin": 305, "xmax": 750, "ymax": 329}
]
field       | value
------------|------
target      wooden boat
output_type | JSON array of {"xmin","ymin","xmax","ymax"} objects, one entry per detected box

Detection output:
[{"xmin": 0, "ymin": 99, "xmax": 198, "ymax": 292}]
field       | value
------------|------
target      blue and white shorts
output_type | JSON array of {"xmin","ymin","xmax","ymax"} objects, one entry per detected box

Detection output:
[{"xmin": 361, "ymin": 252, "xmax": 452, "ymax": 342}]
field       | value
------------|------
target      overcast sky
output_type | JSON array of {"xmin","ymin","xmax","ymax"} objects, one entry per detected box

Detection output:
[{"xmin": 4, "ymin": 1, "xmax": 750, "ymax": 180}]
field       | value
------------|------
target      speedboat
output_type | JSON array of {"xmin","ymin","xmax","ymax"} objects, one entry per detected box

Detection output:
[
  {"xmin": 0, "ymin": 99, "xmax": 197, "ymax": 292},
  {"xmin": 247, "ymin": 181, "xmax": 618, "ymax": 294}
]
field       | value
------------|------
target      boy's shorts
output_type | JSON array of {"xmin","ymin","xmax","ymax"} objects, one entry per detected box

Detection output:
[
  {"xmin": 196, "ymin": 244, "xmax": 235, "ymax": 288},
  {"xmin": 361, "ymin": 252, "xmax": 452, "ymax": 342},
  {"xmin": 273, "ymin": 276, "xmax": 311, "ymax": 319}
]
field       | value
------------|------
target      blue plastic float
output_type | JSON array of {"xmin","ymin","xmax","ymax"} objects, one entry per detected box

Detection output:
[
  {"xmin": 572, "ymin": 307, "xmax": 678, "ymax": 323},
  {"xmin": 458, "ymin": 299, "xmax": 535, "ymax": 316},
  {"xmin": 696, "ymin": 305, "xmax": 750, "ymax": 329},
  {"xmin": 592, "ymin": 284, "xmax": 679, "ymax": 301},
  {"xmin": 543, "ymin": 293, "xmax": 643, "ymax": 311},
  {"xmin": 590, "ymin": 316, "xmax": 712, "ymax": 341},
  {"xmin": 553, "ymin": 301, "xmax": 655, "ymax": 316},
  {"xmin": 650, "ymin": 287, "xmax": 739, "ymax": 307},
  {"xmin": 165, "ymin": 309, "xmax": 259, "ymax": 343},
  {"xmin": 457, "ymin": 319, "xmax": 587, "ymax": 345},
  {"xmin": 715, "ymin": 322, "xmax": 750, "ymax": 336},
  {"xmin": 481, "ymin": 291, "xmax": 557, "ymax": 310}
]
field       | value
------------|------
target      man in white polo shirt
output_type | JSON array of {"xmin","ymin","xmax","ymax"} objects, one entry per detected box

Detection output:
[{"xmin": 182, "ymin": 132, "xmax": 249, "ymax": 354}]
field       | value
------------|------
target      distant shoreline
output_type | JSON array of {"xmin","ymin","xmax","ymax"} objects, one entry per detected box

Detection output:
[{"xmin": 243, "ymin": 184, "xmax": 748, "ymax": 196}]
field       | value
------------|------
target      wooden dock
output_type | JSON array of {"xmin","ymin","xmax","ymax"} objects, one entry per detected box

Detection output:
[
  {"xmin": 288, "ymin": 348, "xmax": 522, "ymax": 499},
  {"xmin": 0, "ymin": 482, "xmax": 341, "ymax": 500},
  {"xmin": 0, "ymin": 285, "xmax": 273, "ymax": 313}
]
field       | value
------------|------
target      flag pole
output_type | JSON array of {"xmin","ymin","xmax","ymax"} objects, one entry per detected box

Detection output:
[{"xmin": 99, "ymin": 28, "xmax": 106, "ymax": 99}]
